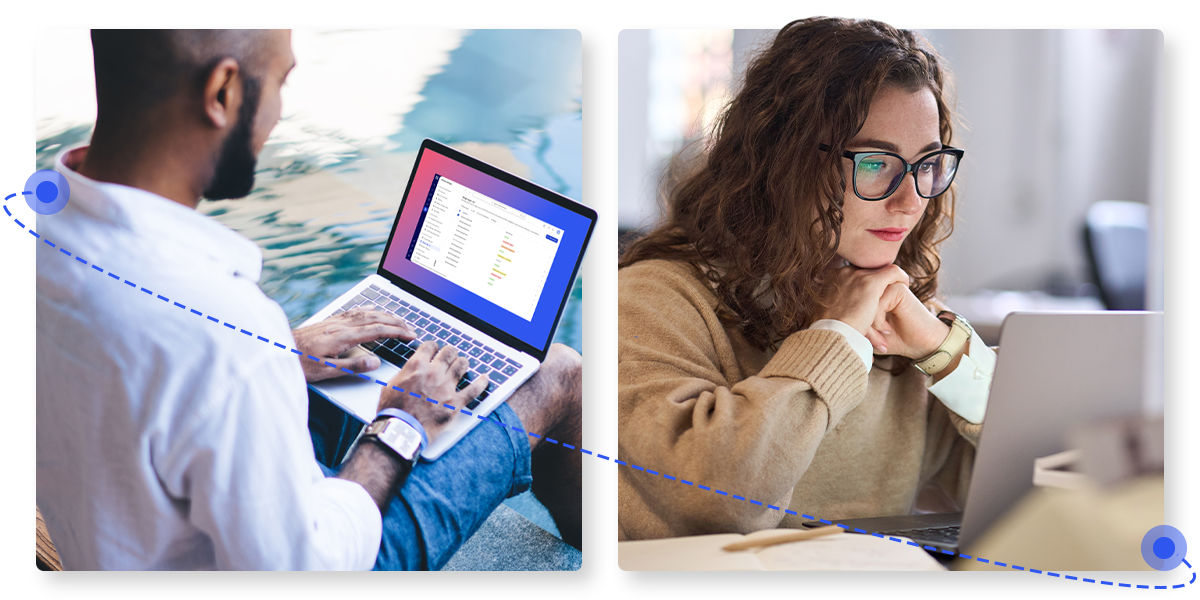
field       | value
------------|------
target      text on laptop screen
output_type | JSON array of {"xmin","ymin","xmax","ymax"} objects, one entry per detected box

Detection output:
[
  {"xmin": 404, "ymin": 174, "xmax": 563, "ymax": 321},
  {"xmin": 382, "ymin": 147, "xmax": 589, "ymax": 350}
]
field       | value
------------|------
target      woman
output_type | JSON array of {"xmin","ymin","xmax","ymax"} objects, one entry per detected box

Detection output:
[{"xmin": 617, "ymin": 18, "xmax": 996, "ymax": 540}]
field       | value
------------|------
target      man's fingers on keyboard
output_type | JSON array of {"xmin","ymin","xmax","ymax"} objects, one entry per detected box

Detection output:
[
  {"xmin": 433, "ymin": 344, "xmax": 459, "ymax": 367},
  {"xmin": 336, "ymin": 322, "xmax": 416, "ymax": 347},
  {"xmin": 460, "ymin": 372, "xmax": 489, "ymax": 402},
  {"xmin": 343, "ymin": 307, "xmax": 407, "ymax": 325},
  {"xmin": 450, "ymin": 355, "xmax": 469, "ymax": 378},
  {"xmin": 409, "ymin": 340, "xmax": 437, "ymax": 364}
]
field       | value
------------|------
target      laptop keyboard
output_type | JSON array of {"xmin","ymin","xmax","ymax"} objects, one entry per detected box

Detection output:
[
  {"xmin": 333, "ymin": 284, "xmax": 521, "ymax": 409},
  {"xmin": 884, "ymin": 525, "xmax": 960, "ymax": 545}
]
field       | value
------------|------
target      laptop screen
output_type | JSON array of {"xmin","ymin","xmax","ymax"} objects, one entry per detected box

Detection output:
[{"xmin": 378, "ymin": 140, "xmax": 594, "ymax": 359}]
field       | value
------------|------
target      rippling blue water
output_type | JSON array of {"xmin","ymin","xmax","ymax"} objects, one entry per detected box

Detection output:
[{"xmin": 36, "ymin": 29, "xmax": 584, "ymax": 353}]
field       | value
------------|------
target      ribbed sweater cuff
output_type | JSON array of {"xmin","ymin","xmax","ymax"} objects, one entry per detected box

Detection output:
[{"xmin": 758, "ymin": 329, "xmax": 868, "ymax": 429}]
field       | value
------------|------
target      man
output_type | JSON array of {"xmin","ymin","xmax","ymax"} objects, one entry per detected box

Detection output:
[{"xmin": 35, "ymin": 29, "xmax": 582, "ymax": 570}]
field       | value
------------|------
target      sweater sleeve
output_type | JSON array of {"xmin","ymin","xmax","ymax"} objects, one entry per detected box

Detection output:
[{"xmin": 617, "ymin": 262, "xmax": 869, "ymax": 539}]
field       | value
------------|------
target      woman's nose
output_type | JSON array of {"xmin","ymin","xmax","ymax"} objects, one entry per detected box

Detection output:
[{"xmin": 887, "ymin": 174, "xmax": 924, "ymax": 214}]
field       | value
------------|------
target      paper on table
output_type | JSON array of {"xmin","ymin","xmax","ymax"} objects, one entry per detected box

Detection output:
[{"xmin": 619, "ymin": 529, "xmax": 945, "ymax": 571}]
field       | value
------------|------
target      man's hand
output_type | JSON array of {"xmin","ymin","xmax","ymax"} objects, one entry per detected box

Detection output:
[
  {"xmin": 292, "ymin": 309, "xmax": 416, "ymax": 383},
  {"xmin": 377, "ymin": 342, "xmax": 490, "ymax": 442}
]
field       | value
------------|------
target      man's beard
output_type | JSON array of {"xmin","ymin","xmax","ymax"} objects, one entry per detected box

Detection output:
[{"xmin": 202, "ymin": 77, "xmax": 261, "ymax": 200}]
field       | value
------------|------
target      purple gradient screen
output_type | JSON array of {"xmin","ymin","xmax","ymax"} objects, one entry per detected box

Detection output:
[{"xmin": 382, "ymin": 147, "xmax": 589, "ymax": 351}]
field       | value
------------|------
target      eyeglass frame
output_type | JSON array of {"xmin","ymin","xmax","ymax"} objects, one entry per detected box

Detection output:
[{"xmin": 818, "ymin": 143, "xmax": 965, "ymax": 202}]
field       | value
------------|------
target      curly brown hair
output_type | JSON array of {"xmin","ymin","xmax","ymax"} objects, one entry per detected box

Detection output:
[{"xmin": 620, "ymin": 17, "xmax": 958, "ymax": 350}]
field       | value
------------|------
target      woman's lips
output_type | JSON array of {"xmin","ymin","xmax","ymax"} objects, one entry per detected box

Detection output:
[{"xmin": 868, "ymin": 228, "xmax": 908, "ymax": 242}]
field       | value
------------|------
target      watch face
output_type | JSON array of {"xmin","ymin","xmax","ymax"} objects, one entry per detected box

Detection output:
[{"xmin": 373, "ymin": 418, "xmax": 422, "ymax": 461}]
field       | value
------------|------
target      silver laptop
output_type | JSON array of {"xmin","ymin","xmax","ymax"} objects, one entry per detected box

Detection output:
[
  {"xmin": 301, "ymin": 139, "xmax": 595, "ymax": 459},
  {"xmin": 825, "ymin": 311, "xmax": 1161, "ymax": 553}
]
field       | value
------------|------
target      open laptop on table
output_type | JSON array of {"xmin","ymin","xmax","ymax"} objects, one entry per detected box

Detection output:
[
  {"xmin": 820, "ymin": 311, "xmax": 1161, "ymax": 554},
  {"xmin": 301, "ymin": 139, "xmax": 596, "ymax": 459}
]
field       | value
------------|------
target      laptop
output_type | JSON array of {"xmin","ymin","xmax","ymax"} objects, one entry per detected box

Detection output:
[
  {"xmin": 820, "ymin": 311, "xmax": 1161, "ymax": 553},
  {"xmin": 301, "ymin": 139, "xmax": 596, "ymax": 459}
]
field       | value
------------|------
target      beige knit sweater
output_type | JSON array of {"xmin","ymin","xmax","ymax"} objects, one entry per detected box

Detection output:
[{"xmin": 618, "ymin": 259, "xmax": 982, "ymax": 540}]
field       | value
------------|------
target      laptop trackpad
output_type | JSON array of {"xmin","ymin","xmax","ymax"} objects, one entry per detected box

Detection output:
[{"xmin": 309, "ymin": 356, "xmax": 401, "ymax": 423}]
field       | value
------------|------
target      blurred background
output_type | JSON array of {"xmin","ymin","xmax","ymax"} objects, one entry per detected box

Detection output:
[
  {"xmin": 618, "ymin": 29, "xmax": 1163, "ymax": 347},
  {"xmin": 35, "ymin": 28, "xmax": 583, "ymax": 570}
]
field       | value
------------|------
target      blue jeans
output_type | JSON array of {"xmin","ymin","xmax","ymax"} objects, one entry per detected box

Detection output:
[{"xmin": 309, "ymin": 393, "xmax": 533, "ymax": 570}]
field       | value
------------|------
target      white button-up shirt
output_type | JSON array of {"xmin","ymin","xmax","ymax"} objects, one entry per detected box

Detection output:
[{"xmin": 36, "ymin": 147, "xmax": 381, "ymax": 570}]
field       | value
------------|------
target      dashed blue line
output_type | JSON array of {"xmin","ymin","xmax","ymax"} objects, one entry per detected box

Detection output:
[{"xmin": 12, "ymin": 204, "xmax": 1194, "ymax": 591}]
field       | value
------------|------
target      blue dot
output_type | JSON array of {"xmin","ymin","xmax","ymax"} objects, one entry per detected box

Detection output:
[
  {"xmin": 1153, "ymin": 536, "xmax": 1175, "ymax": 559},
  {"xmin": 36, "ymin": 181, "xmax": 58, "ymax": 203},
  {"xmin": 24, "ymin": 169, "xmax": 71, "ymax": 215},
  {"xmin": 1142, "ymin": 524, "xmax": 1187, "ymax": 570}
]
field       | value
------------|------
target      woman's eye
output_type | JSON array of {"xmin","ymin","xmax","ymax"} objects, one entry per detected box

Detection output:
[{"xmin": 858, "ymin": 159, "xmax": 886, "ymax": 173}]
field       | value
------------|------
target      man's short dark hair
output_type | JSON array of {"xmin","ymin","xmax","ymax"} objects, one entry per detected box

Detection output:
[{"xmin": 89, "ymin": 29, "xmax": 275, "ymax": 125}]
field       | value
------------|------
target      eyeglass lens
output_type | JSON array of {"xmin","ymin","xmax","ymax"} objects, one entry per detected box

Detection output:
[{"xmin": 854, "ymin": 151, "xmax": 959, "ymax": 199}]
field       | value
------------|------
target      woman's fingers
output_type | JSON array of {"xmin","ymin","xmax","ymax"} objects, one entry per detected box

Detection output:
[{"xmin": 865, "ymin": 327, "xmax": 889, "ymax": 354}]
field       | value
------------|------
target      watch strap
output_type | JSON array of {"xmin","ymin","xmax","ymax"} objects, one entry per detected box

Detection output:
[{"xmin": 914, "ymin": 311, "xmax": 972, "ymax": 376}]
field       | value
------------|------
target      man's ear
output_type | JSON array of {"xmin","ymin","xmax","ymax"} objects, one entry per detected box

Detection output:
[{"xmin": 202, "ymin": 57, "xmax": 241, "ymax": 130}]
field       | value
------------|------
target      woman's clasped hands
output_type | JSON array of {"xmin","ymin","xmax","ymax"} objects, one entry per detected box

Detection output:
[{"xmin": 820, "ymin": 264, "xmax": 950, "ymax": 359}]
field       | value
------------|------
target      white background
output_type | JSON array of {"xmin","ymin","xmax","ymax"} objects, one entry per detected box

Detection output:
[{"xmin": 0, "ymin": 1, "xmax": 1195, "ymax": 598}]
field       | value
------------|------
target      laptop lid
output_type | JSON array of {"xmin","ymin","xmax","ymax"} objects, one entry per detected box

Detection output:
[
  {"xmin": 376, "ymin": 139, "xmax": 595, "ymax": 361},
  {"xmin": 957, "ymin": 311, "xmax": 1160, "ymax": 550}
]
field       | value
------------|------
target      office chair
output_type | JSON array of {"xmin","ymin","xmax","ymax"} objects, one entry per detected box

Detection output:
[{"xmin": 1082, "ymin": 201, "xmax": 1148, "ymax": 311}]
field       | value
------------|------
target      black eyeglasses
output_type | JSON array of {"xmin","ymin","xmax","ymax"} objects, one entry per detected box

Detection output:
[{"xmin": 819, "ymin": 144, "xmax": 965, "ymax": 201}]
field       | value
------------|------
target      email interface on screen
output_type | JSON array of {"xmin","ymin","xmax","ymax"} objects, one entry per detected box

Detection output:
[
  {"xmin": 405, "ymin": 174, "xmax": 563, "ymax": 321},
  {"xmin": 382, "ymin": 146, "xmax": 590, "ymax": 351}
]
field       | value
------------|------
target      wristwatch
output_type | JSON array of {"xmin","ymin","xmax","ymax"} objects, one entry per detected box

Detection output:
[
  {"xmin": 913, "ymin": 311, "xmax": 972, "ymax": 376},
  {"xmin": 361, "ymin": 415, "xmax": 424, "ymax": 465}
]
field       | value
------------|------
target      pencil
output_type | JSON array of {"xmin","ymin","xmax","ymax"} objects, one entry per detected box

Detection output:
[{"xmin": 721, "ymin": 525, "xmax": 844, "ymax": 552}]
